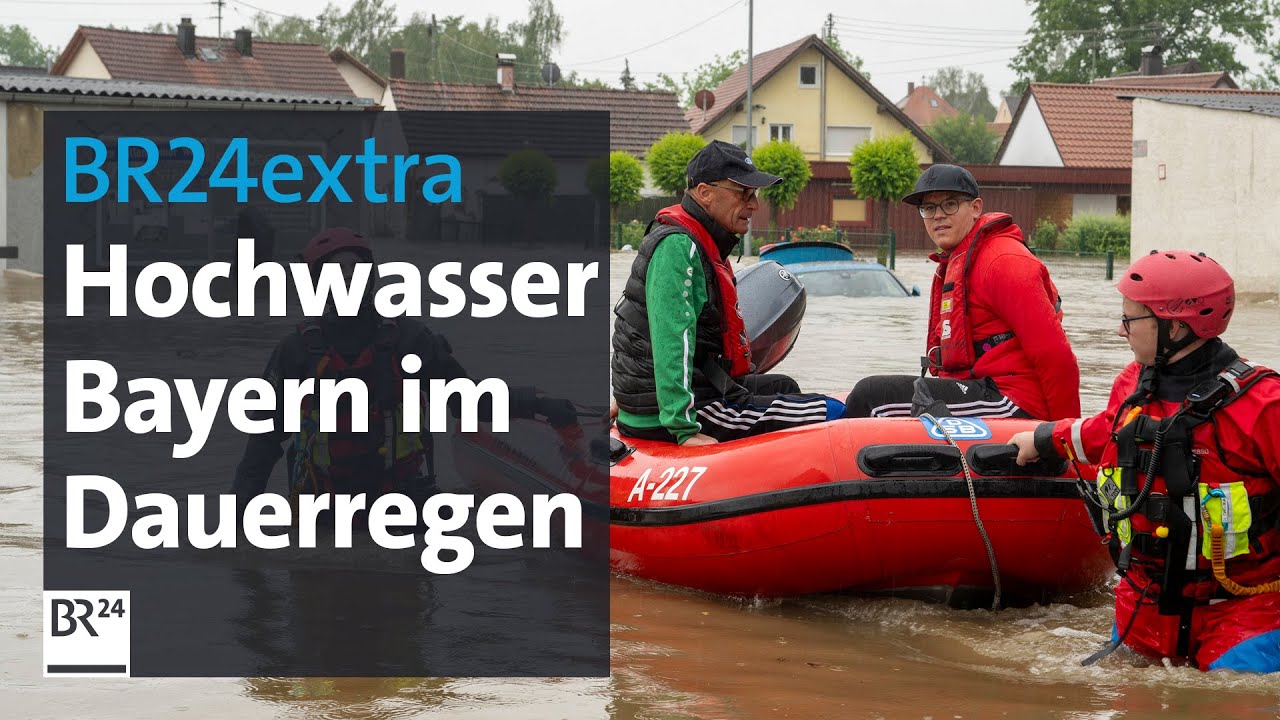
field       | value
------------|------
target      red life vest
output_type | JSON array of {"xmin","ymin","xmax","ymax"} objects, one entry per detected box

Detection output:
[
  {"xmin": 290, "ymin": 319, "xmax": 428, "ymax": 502},
  {"xmin": 926, "ymin": 213, "xmax": 1060, "ymax": 374},
  {"xmin": 1094, "ymin": 360, "xmax": 1280, "ymax": 606},
  {"xmin": 653, "ymin": 203, "xmax": 752, "ymax": 378}
]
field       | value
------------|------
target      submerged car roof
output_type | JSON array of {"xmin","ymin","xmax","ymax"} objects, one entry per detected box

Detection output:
[{"xmin": 785, "ymin": 261, "xmax": 889, "ymax": 273}]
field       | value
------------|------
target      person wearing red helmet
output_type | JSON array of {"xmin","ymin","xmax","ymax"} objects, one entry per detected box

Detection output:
[
  {"xmin": 232, "ymin": 227, "xmax": 569, "ymax": 514},
  {"xmin": 1009, "ymin": 250, "xmax": 1280, "ymax": 673}
]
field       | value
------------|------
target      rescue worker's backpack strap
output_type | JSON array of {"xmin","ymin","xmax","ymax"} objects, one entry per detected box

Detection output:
[
  {"xmin": 297, "ymin": 318, "xmax": 327, "ymax": 377},
  {"xmin": 372, "ymin": 318, "xmax": 400, "ymax": 473}
]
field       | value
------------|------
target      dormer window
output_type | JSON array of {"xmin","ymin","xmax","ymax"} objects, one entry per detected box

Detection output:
[{"xmin": 799, "ymin": 65, "xmax": 817, "ymax": 88}]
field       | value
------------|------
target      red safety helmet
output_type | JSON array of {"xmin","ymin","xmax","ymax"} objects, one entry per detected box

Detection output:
[
  {"xmin": 301, "ymin": 227, "xmax": 373, "ymax": 268},
  {"xmin": 1115, "ymin": 250, "xmax": 1235, "ymax": 339}
]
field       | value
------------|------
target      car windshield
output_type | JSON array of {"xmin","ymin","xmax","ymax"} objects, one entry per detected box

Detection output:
[{"xmin": 792, "ymin": 268, "xmax": 906, "ymax": 298}]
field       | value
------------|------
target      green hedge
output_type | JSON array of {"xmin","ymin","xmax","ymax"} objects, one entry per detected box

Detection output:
[
  {"xmin": 612, "ymin": 220, "xmax": 646, "ymax": 250},
  {"xmin": 1032, "ymin": 218, "xmax": 1060, "ymax": 251},
  {"xmin": 1060, "ymin": 213, "xmax": 1130, "ymax": 254}
]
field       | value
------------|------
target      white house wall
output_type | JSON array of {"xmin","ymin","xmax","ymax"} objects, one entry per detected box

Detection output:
[
  {"xmin": 6, "ymin": 102, "xmax": 42, "ymax": 274},
  {"xmin": 1131, "ymin": 98, "xmax": 1280, "ymax": 301},
  {"xmin": 1072, "ymin": 193, "xmax": 1117, "ymax": 216},
  {"xmin": 998, "ymin": 94, "xmax": 1064, "ymax": 167},
  {"xmin": 334, "ymin": 61, "xmax": 385, "ymax": 103},
  {"xmin": 0, "ymin": 100, "xmax": 7, "ymax": 272},
  {"xmin": 62, "ymin": 42, "xmax": 112, "ymax": 79}
]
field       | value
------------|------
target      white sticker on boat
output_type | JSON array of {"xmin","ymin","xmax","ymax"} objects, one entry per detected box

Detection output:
[
  {"xmin": 921, "ymin": 416, "xmax": 992, "ymax": 441},
  {"xmin": 626, "ymin": 466, "xmax": 706, "ymax": 503}
]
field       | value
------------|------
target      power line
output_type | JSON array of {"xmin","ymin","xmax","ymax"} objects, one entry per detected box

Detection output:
[
  {"xmin": 6, "ymin": 0, "xmax": 203, "ymax": 4},
  {"xmin": 568, "ymin": 0, "xmax": 744, "ymax": 67}
]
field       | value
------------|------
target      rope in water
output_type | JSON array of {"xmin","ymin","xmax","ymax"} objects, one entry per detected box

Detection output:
[{"xmin": 922, "ymin": 413, "xmax": 1002, "ymax": 610}]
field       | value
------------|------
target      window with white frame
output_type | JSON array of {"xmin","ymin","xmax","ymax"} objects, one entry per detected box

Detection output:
[
  {"xmin": 799, "ymin": 65, "xmax": 818, "ymax": 88},
  {"xmin": 825, "ymin": 126, "xmax": 872, "ymax": 156},
  {"xmin": 769, "ymin": 124, "xmax": 793, "ymax": 143},
  {"xmin": 731, "ymin": 124, "xmax": 758, "ymax": 148}
]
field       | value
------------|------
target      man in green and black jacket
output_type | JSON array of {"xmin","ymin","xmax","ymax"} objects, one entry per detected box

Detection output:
[{"xmin": 611, "ymin": 141, "xmax": 845, "ymax": 446}]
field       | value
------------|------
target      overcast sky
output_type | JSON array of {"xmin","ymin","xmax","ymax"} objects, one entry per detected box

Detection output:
[{"xmin": 10, "ymin": 0, "xmax": 1271, "ymax": 105}]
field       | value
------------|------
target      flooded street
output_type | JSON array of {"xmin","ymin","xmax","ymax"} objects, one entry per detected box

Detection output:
[{"xmin": 3, "ymin": 251, "xmax": 1280, "ymax": 718}]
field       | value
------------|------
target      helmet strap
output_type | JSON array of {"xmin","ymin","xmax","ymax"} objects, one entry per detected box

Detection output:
[{"xmin": 1154, "ymin": 318, "xmax": 1199, "ymax": 366}]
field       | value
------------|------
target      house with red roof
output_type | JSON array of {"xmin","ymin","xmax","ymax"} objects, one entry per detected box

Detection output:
[
  {"xmin": 994, "ymin": 81, "xmax": 1279, "ymax": 229},
  {"xmin": 895, "ymin": 82, "xmax": 960, "ymax": 128},
  {"xmin": 50, "ymin": 18, "xmax": 371, "ymax": 102}
]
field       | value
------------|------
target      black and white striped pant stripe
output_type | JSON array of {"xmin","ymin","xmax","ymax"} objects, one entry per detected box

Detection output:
[
  {"xmin": 842, "ymin": 375, "xmax": 1032, "ymax": 420},
  {"xmin": 694, "ymin": 394, "xmax": 834, "ymax": 441}
]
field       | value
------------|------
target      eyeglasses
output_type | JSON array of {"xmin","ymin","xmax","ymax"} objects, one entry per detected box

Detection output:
[
  {"xmin": 918, "ymin": 197, "xmax": 973, "ymax": 219},
  {"xmin": 706, "ymin": 183, "xmax": 758, "ymax": 202},
  {"xmin": 1121, "ymin": 313, "xmax": 1157, "ymax": 333}
]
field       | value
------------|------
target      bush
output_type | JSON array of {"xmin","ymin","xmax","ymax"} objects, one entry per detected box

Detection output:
[
  {"xmin": 498, "ymin": 149, "xmax": 558, "ymax": 205},
  {"xmin": 647, "ymin": 132, "xmax": 707, "ymax": 195},
  {"xmin": 849, "ymin": 132, "xmax": 921, "ymax": 235},
  {"xmin": 1060, "ymin": 213, "xmax": 1130, "ymax": 254},
  {"xmin": 751, "ymin": 140, "xmax": 811, "ymax": 210},
  {"xmin": 1031, "ymin": 218, "xmax": 1060, "ymax": 251},
  {"xmin": 791, "ymin": 225, "xmax": 844, "ymax": 243},
  {"xmin": 612, "ymin": 219, "xmax": 646, "ymax": 250},
  {"xmin": 608, "ymin": 151, "xmax": 645, "ymax": 210}
]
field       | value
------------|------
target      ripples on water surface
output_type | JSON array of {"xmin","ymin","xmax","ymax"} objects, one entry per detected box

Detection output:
[{"xmin": 2, "ymin": 255, "xmax": 1279, "ymax": 718}]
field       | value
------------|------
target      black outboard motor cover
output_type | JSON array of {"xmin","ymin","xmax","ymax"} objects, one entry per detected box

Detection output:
[{"xmin": 735, "ymin": 260, "xmax": 807, "ymax": 374}]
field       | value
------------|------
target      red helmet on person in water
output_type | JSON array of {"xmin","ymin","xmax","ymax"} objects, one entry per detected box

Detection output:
[
  {"xmin": 1115, "ymin": 250, "xmax": 1235, "ymax": 339},
  {"xmin": 301, "ymin": 227, "xmax": 373, "ymax": 268}
]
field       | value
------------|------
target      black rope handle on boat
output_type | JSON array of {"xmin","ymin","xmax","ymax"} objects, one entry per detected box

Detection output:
[{"xmin": 921, "ymin": 413, "xmax": 1002, "ymax": 611}]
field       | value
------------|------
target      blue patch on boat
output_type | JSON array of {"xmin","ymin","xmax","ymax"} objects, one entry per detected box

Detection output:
[{"xmin": 920, "ymin": 416, "xmax": 992, "ymax": 441}]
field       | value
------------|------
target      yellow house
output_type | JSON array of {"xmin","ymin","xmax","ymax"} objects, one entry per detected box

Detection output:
[
  {"xmin": 685, "ymin": 35, "xmax": 950, "ymax": 233},
  {"xmin": 685, "ymin": 35, "xmax": 949, "ymax": 165}
]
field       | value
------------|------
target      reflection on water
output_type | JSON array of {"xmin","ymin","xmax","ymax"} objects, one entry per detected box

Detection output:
[{"xmin": 3, "ymin": 256, "xmax": 1280, "ymax": 718}]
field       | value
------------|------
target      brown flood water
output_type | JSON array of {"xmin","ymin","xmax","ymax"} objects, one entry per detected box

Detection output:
[{"xmin": 2, "ymin": 253, "xmax": 1279, "ymax": 718}]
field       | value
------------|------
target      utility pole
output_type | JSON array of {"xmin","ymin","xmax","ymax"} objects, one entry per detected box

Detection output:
[
  {"xmin": 823, "ymin": 13, "xmax": 834, "ymax": 42},
  {"xmin": 211, "ymin": 0, "xmax": 225, "ymax": 48},
  {"xmin": 744, "ymin": 0, "xmax": 754, "ymax": 256}
]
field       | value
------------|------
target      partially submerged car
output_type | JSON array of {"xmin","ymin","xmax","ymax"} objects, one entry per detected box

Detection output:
[{"xmin": 757, "ymin": 241, "xmax": 920, "ymax": 298}]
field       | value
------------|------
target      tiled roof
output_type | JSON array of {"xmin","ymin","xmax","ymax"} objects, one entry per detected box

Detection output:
[
  {"xmin": 896, "ymin": 85, "xmax": 960, "ymax": 127},
  {"xmin": 52, "ymin": 26, "xmax": 355, "ymax": 97},
  {"xmin": 1091, "ymin": 72, "xmax": 1237, "ymax": 89},
  {"xmin": 388, "ymin": 80, "xmax": 689, "ymax": 157},
  {"xmin": 0, "ymin": 71, "xmax": 370, "ymax": 105},
  {"xmin": 682, "ymin": 35, "xmax": 951, "ymax": 162},
  {"xmin": 0, "ymin": 64, "xmax": 47, "ymax": 76},
  {"xmin": 998, "ymin": 83, "xmax": 1280, "ymax": 168},
  {"xmin": 684, "ymin": 36, "xmax": 810, "ymax": 134}
]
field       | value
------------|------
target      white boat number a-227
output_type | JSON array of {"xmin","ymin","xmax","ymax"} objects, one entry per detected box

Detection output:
[{"xmin": 626, "ymin": 466, "xmax": 706, "ymax": 503}]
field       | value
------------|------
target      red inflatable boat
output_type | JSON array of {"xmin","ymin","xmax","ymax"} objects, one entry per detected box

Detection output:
[
  {"xmin": 451, "ymin": 412, "xmax": 1115, "ymax": 607},
  {"xmin": 606, "ymin": 414, "xmax": 1115, "ymax": 606}
]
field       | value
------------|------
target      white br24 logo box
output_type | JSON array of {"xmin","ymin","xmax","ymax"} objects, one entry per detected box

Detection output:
[{"xmin": 43, "ymin": 591, "xmax": 130, "ymax": 677}]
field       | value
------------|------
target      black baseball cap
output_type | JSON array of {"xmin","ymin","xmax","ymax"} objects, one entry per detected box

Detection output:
[
  {"xmin": 901, "ymin": 164, "xmax": 981, "ymax": 206},
  {"xmin": 686, "ymin": 140, "xmax": 782, "ymax": 189}
]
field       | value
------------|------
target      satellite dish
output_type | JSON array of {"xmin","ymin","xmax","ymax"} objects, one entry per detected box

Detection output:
[
  {"xmin": 542, "ymin": 63, "xmax": 562, "ymax": 85},
  {"xmin": 694, "ymin": 89, "xmax": 716, "ymax": 112}
]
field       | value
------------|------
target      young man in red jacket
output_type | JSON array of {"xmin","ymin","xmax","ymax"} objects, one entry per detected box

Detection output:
[
  {"xmin": 843, "ymin": 164, "xmax": 1081, "ymax": 421},
  {"xmin": 1010, "ymin": 250, "xmax": 1280, "ymax": 673}
]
